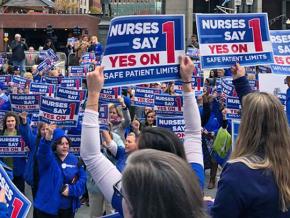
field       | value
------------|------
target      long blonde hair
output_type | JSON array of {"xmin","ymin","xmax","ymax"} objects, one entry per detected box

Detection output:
[{"xmin": 229, "ymin": 92, "xmax": 290, "ymax": 211}]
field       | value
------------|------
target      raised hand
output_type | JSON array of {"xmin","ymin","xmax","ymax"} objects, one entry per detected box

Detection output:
[
  {"xmin": 19, "ymin": 111, "xmax": 28, "ymax": 125},
  {"xmin": 231, "ymin": 63, "xmax": 246, "ymax": 80},
  {"xmin": 87, "ymin": 66, "xmax": 105, "ymax": 94}
]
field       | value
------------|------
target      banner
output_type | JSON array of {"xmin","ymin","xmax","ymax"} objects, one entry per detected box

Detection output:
[
  {"xmin": 36, "ymin": 58, "xmax": 54, "ymax": 75},
  {"xmin": 154, "ymin": 94, "xmax": 183, "ymax": 115},
  {"xmin": 102, "ymin": 15, "xmax": 185, "ymax": 87},
  {"xmin": 133, "ymin": 87, "xmax": 161, "ymax": 107},
  {"xmin": 0, "ymin": 136, "xmax": 26, "ymax": 157},
  {"xmin": 196, "ymin": 13, "xmax": 274, "ymax": 69},
  {"xmin": 10, "ymin": 94, "xmax": 40, "ymax": 113},
  {"xmin": 99, "ymin": 88, "xmax": 122, "ymax": 104},
  {"xmin": 81, "ymin": 52, "xmax": 96, "ymax": 63},
  {"xmin": 226, "ymin": 96, "xmax": 241, "ymax": 119},
  {"xmin": 68, "ymin": 135, "xmax": 81, "ymax": 156},
  {"xmin": 56, "ymin": 87, "xmax": 87, "ymax": 102},
  {"xmin": 156, "ymin": 116, "xmax": 185, "ymax": 139},
  {"xmin": 270, "ymin": 30, "xmax": 290, "ymax": 75},
  {"xmin": 30, "ymin": 82, "xmax": 55, "ymax": 97},
  {"xmin": 39, "ymin": 96, "xmax": 80, "ymax": 127},
  {"xmin": 60, "ymin": 77, "xmax": 82, "ymax": 90},
  {"xmin": 0, "ymin": 165, "xmax": 31, "ymax": 217}
]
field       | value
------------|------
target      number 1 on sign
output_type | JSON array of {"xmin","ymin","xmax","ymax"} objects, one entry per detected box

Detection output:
[
  {"xmin": 162, "ymin": 21, "xmax": 175, "ymax": 63},
  {"xmin": 249, "ymin": 18, "xmax": 263, "ymax": 52}
]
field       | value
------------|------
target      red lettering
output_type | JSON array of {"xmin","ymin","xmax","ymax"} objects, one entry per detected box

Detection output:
[
  {"xmin": 275, "ymin": 56, "xmax": 284, "ymax": 65},
  {"xmin": 285, "ymin": 57, "xmax": 290, "ymax": 65},
  {"xmin": 109, "ymin": 56, "xmax": 118, "ymax": 68},
  {"xmin": 128, "ymin": 55, "xmax": 136, "ymax": 66}
]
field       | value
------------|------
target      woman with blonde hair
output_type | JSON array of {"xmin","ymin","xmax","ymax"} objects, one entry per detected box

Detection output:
[{"xmin": 211, "ymin": 64, "xmax": 290, "ymax": 217}]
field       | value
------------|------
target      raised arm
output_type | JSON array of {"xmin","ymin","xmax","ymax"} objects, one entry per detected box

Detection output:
[
  {"xmin": 80, "ymin": 66, "xmax": 121, "ymax": 203},
  {"xmin": 19, "ymin": 112, "xmax": 36, "ymax": 151},
  {"xmin": 231, "ymin": 63, "xmax": 253, "ymax": 104},
  {"xmin": 180, "ymin": 56, "xmax": 205, "ymax": 189}
]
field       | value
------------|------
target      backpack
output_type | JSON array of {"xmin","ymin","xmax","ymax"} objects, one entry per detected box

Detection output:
[{"xmin": 213, "ymin": 127, "xmax": 232, "ymax": 159}]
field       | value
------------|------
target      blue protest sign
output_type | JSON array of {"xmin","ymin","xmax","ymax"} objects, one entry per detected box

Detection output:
[
  {"xmin": 248, "ymin": 79, "xmax": 258, "ymax": 90},
  {"xmin": 99, "ymin": 88, "xmax": 122, "ymax": 104},
  {"xmin": 81, "ymin": 52, "xmax": 96, "ymax": 63},
  {"xmin": 30, "ymin": 82, "xmax": 55, "ymax": 97},
  {"xmin": 102, "ymin": 15, "xmax": 185, "ymax": 87},
  {"xmin": 36, "ymin": 58, "xmax": 54, "ymax": 75},
  {"xmin": 196, "ymin": 13, "xmax": 274, "ymax": 69},
  {"xmin": 232, "ymin": 119, "xmax": 240, "ymax": 149},
  {"xmin": 156, "ymin": 116, "xmax": 185, "ymax": 139},
  {"xmin": 60, "ymin": 77, "xmax": 82, "ymax": 90},
  {"xmin": 0, "ymin": 136, "xmax": 26, "ymax": 157},
  {"xmin": 46, "ymin": 49, "xmax": 59, "ymax": 62},
  {"xmin": 12, "ymin": 76, "xmax": 31, "ymax": 89},
  {"xmin": 41, "ymin": 76, "xmax": 61, "ymax": 85},
  {"xmin": 277, "ymin": 92, "xmax": 287, "ymax": 111},
  {"xmin": 174, "ymin": 76, "xmax": 204, "ymax": 96},
  {"xmin": 10, "ymin": 94, "xmax": 40, "ymax": 113},
  {"xmin": 56, "ymin": 87, "xmax": 87, "ymax": 102},
  {"xmin": 221, "ymin": 77, "xmax": 237, "ymax": 99},
  {"xmin": 0, "ymin": 75, "xmax": 11, "ymax": 86},
  {"xmin": 154, "ymin": 94, "xmax": 183, "ymax": 115},
  {"xmin": 0, "ymin": 110, "xmax": 6, "ymax": 130},
  {"xmin": 257, "ymin": 65, "xmax": 272, "ymax": 74},
  {"xmin": 226, "ymin": 96, "xmax": 241, "ymax": 119},
  {"xmin": 186, "ymin": 47, "xmax": 199, "ymax": 60},
  {"xmin": 30, "ymin": 113, "xmax": 39, "ymax": 128},
  {"xmin": 68, "ymin": 66, "xmax": 85, "ymax": 77},
  {"xmin": 39, "ymin": 96, "xmax": 80, "ymax": 127},
  {"xmin": 0, "ymin": 165, "xmax": 31, "ymax": 217},
  {"xmin": 270, "ymin": 30, "xmax": 290, "ymax": 75},
  {"xmin": 99, "ymin": 104, "xmax": 109, "ymax": 130},
  {"xmin": 133, "ymin": 87, "xmax": 161, "ymax": 107},
  {"xmin": 68, "ymin": 135, "xmax": 81, "ymax": 156}
]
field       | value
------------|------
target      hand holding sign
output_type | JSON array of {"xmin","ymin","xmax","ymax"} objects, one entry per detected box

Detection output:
[
  {"xmin": 231, "ymin": 63, "xmax": 246, "ymax": 80},
  {"xmin": 87, "ymin": 66, "xmax": 105, "ymax": 95},
  {"xmin": 179, "ymin": 56, "xmax": 194, "ymax": 93},
  {"xmin": 0, "ymin": 188, "xmax": 6, "ymax": 204},
  {"xmin": 19, "ymin": 112, "xmax": 28, "ymax": 125}
]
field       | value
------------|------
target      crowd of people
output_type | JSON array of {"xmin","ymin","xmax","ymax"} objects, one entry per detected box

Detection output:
[{"xmin": 0, "ymin": 29, "xmax": 289, "ymax": 218}]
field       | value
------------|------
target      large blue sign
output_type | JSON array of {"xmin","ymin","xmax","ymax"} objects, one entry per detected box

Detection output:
[
  {"xmin": 99, "ymin": 88, "xmax": 122, "ymax": 104},
  {"xmin": 226, "ymin": 96, "xmax": 241, "ymax": 119},
  {"xmin": 39, "ymin": 96, "xmax": 80, "ymax": 127},
  {"xmin": 10, "ymin": 94, "xmax": 40, "ymax": 113},
  {"xmin": 68, "ymin": 66, "xmax": 85, "ymax": 77},
  {"xmin": 41, "ymin": 76, "xmax": 61, "ymax": 85},
  {"xmin": 0, "ymin": 165, "xmax": 31, "ymax": 217},
  {"xmin": 60, "ymin": 77, "xmax": 82, "ymax": 90},
  {"xmin": 133, "ymin": 87, "xmax": 161, "ymax": 107},
  {"xmin": 270, "ymin": 30, "xmax": 290, "ymax": 75},
  {"xmin": 102, "ymin": 15, "xmax": 185, "ymax": 87},
  {"xmin": 0, "ymin": 136, "xmax": 26, "ymax": 157},
  {"xmin": 154, "ymin": 94, "xmax": 183, "ymax": 115},
  {"xmin": 68, "ymin": 135, "xmax": 81, "ymax": 157},
  {"xmin": 12, "ymin": 76, "xmax": 31, "ymax": 89},
  {"xmin": 196, "ymin": 13, "xmax": 274, "ymax": 69}
]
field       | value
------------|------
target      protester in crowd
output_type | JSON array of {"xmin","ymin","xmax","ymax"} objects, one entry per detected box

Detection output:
[
  {"xmin": 88, "ymin": 36, "xmax": 103, "ymax": 60},
  {"xmin": 0, "ymin": 112, "xmax": 26, "ymax": 193},
  {"xmin": 43, "ymin": 38, "xmax": 56, "ymax": 52},
  {"xmin": 108, "ymin": 98, "xmax": 131, "ymax": 142},
  {"xmin": 144, "ymin": 109, "xmax": 156, "ymax": 127},
  {"xmin": 164, "ymin": 81, "xmax": 175, "ymax": 95},
  {"xmin": 211, "ymin": 64, "xmax": 290, "ymax": 218},
  {"xmin": 80, "ymin": 56, "xmax": 205, "ymax": 216},
  {"xmin": 0, "ymin": 83, "xmax": 11, "ymax": 111},
  {"xmin": 160, "ymin": 82, "xmax": 167, "ymax": 93},
  {"xmin": 34, "ymin": 127, "xmax": 87, "ymax": 218},
  {"xmin": 10, "ymin": 34, "xmax": 28, "ymax": 73},
  {"xmin": 25, "ymin": 46, "xmax": 38, "ymax": 70},
  {"xmin": 31, "ymin": 65, "xmax": 42, "ymax": 82},
  {"xmin": 13, "ymin": 65, "xmax": 21, "ymax": 76},
  {"xmin": 188, "ymin": 34, "xmax": 199, "ymax": 49}
]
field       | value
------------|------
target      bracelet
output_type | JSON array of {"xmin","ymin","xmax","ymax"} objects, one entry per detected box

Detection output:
[
  {"xmin": 182, "ymin": 81, "xmax": 192, "ymax": 84},
  {"xmin": 86, "ymin": 103, "xmax": 98, "ymax": 107}
]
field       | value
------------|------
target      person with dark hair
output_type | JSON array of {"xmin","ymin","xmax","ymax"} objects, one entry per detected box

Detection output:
[
  {"xmin": 43, "ymin": 39, "xmax": 56, "ymax": 52},
  {"xmin": 34, "ymin": 127, "xmax": 87, "ymax": 218},
  {"xmin": 1, "ymin": 112, "xmax": 26, "ymax": 194},
  {"xmin": 211, "ymin": 64, "xmax": 290, "ymax": 217},
  {"xmin": 80, "ymin": 55, "xmax": 204, "ymax": 217}
]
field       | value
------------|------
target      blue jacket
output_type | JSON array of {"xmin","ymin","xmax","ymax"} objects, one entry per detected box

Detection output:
[
  {"xmin": 286, "ymin": 88, "xmax": 290, "ymax": 126},
  {"xmin": 211, "ymin": 162, "xmax": 290, "ymax": 218},
  {"xmin": 19, "ymin": 121, "xmax": 39, "ymax": 187},
  {"xmin": 232, "ymin": 76, "xmax": 253, "ymax": 104},
  {"xmin": 34, "ymin": 138, "xmax": 87, "ymax": 215},
  {"xmin": 115, "ymin": 146, "xmax": 127, "ymax": 173}
]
